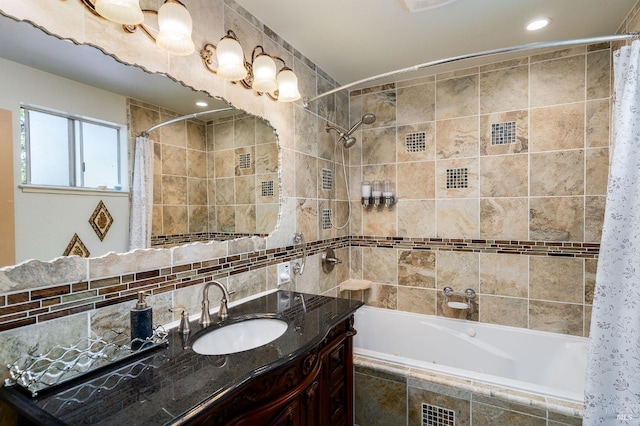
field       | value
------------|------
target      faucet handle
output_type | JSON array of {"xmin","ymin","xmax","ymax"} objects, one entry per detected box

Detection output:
[{"xmin": 169, "ymin": 306, "xmax": 190, "ymax": 333}]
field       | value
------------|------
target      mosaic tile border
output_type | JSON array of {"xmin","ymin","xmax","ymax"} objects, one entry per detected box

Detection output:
[
  {"xmin": 0, "ymin": 236, "xmax": 598, "ymax": 332},
  {"xmin": 150, "ymin": 232, "xmax": 269, "ymax": 247}
]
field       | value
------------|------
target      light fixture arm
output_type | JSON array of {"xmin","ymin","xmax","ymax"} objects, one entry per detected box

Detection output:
[{"xmin": 79, "ymin": 0, "xmax": 158, "ymax": 41}]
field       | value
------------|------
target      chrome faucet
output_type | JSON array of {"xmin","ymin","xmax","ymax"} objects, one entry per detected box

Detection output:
[{"xmin": 200, "ymin": 280, "xmax": 231, "ymax": 326}]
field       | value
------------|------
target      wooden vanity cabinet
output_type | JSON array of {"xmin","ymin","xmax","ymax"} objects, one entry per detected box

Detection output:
[{"xmin": 190, "ymin": 316, "xmax": 355, "ymax": 426}]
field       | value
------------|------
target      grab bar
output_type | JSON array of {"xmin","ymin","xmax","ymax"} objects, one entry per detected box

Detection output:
[{"xmin": 292, "ymin": 233, "xmax": 306, "ymax": 275}]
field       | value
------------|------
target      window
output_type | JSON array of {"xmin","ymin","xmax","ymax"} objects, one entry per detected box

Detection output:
[{"xmin": 21, "ymin": 106, "xmax": 123, "ymax": 189}]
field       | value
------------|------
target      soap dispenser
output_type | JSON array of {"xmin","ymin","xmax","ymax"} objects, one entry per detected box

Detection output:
[{"xmin": 131, "ymin": 291, "xmax": 153, "ymax": 350}]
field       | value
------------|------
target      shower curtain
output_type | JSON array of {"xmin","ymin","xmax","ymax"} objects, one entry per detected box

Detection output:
[
  {"xmin": 584, "ymin": 39, "xmax": 640, "ymax": 425},
  {"xmin": 128, "ymin": 136, "xmax": 154, "ymax": 251}
]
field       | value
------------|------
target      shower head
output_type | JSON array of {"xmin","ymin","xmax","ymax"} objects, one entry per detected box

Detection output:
[
  {"xmin": 345, "ymin": 113, "xmax": 376, "ymax": 137},
  {"xmin": 325, "ymin": 113, "xmax": 377, "ymax": 149},
  {"xmin": 343, "ymin": 136, "xmax": 357, "ymax": 149}
]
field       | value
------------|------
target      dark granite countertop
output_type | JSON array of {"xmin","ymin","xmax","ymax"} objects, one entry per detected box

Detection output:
[{"xmin": 0, "ymin": 290, "xmax": 363, "ymax": 425}]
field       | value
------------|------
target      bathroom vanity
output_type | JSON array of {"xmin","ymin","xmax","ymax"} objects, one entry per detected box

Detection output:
[{"xmin": 0, "ymin": 291, "xmax": 363, "ymax": 425}]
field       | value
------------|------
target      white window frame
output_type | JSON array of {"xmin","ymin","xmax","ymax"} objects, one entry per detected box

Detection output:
[{"xmin": 21, "ymin": 105, "xmax": 126, "ymax": 191}]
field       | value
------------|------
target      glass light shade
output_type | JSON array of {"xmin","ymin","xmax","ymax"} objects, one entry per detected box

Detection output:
[
  {"xmin": 155, "ymin": 0, "xmax": 195, "ymax": 56},
  {"xmin": 216, "ymin": 36, "xmax": 248, "ymax": 81},
  {"xmin": 95, "ymin": 0, "xmax": 143, "ymax": 25},
  {"xmin": 276, "ymin": 68, "xmax": 301, "ymax": 102},
  {"xmin": 252, "ymin": 54, "xmax": 278, "ymax": 93}
]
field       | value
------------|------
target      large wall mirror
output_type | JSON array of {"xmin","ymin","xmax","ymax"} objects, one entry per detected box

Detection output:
[{"xmin": 0, "ymin": 14, "xmax": 280, "ymax": 267}]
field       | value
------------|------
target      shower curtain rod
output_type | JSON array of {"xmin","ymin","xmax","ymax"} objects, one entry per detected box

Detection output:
[
  {"xmin": 303, "ymin": 32, "xmax": 640, "ymax": 108},
  {"xmin": 139, "ymin": 107, "xmax": 234, "ymax": 137}
]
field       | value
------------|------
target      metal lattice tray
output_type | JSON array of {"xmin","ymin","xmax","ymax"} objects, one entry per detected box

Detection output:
[{"xmin": 4, "ymin": 327, "xmax": 168, "ymax": 397}]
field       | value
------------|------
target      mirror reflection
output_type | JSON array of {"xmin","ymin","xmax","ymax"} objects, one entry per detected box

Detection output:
[{"xmin": 0, "ymin": 14, "xmax": 279, "ymax": 267}]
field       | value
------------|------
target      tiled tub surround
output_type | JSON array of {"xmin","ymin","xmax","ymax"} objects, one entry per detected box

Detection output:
[
  {"xmin": 352, "ymin": 306, "xmax": 587, "ymax": 425},
  {"xmin": 349, "ymin": 43, "xmax": 611, "ymax": 243}
]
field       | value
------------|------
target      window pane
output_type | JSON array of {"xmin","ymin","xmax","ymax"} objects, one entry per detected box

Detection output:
[
  {"xmin": 28, "ymin": 110, "xmax": 70, "ymax": 186},
  {"xmin": 82, "ymin": 122, "xmax": 119, "ymax": 188}
]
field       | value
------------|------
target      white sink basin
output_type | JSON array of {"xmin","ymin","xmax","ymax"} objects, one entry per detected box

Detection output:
[{"xmin": 192, "ymin": 318, "xmax": 288, "ymax": 355}]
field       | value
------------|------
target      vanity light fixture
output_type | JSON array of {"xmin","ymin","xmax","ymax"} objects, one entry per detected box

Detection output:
[
  {"xmin": 200, "ymin": 31, "xmax": 301, "ymax": 102},
  {"xmin": 94, "ymin": 0, "xmax": 143, "ymax": 25},
  {"xmin": 79, "ymin": 0, "xmax": 195, "ymax": 56}
]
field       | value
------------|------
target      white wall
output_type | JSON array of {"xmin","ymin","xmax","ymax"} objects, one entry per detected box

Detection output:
[{"xmin": 0, "ymin": 58, "xmax": 129, "ymax": 263}]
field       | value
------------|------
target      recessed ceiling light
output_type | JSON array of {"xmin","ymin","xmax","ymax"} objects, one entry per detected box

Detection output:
[
  {"xmin": 196, "ymin": 101, "xmax": 208, "ymax": 107},
  {"xmin": 526, "ymin": 18, "xmax": 551, "ymax": 31}
]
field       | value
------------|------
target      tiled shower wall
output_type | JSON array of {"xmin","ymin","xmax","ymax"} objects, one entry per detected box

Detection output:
[
  {"xmin": 345, "ymin": 43, "xmax": 612, "ymax": 337},
  {"xmin": 129, "ymin": 99, "xmax": 280, "ymax": 244}
]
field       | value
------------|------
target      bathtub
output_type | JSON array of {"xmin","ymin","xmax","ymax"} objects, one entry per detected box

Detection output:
[{"xmin": 353, "ymin": 306, "xmax": 588, "ymax": 416}]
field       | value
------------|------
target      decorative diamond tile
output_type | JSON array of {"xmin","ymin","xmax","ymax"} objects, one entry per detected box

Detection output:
[
  {"xmin": 89, "ymin": 200, "xmax": 114, "ymax": 241},
  {"xmin": 63, "ymin": 233, "xmax": 90, "ymax": 257}
]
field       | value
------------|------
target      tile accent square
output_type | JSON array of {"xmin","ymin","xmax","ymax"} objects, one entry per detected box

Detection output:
[
  {"xmin": 321, "ymin": 168, "xmax": 333, "ymax": 191},
  {"xmin": 446, "ymin": 168, "xmax": 468, "ymax": 189},
  {"xmin": 491, "ymin": 121, "xmax": 516, "ymax": 145},
  {"xmin": 322, "ymin": 208, "xmax": 332, "ymax": 230},
  {"xmin": 406, "ymin": 132, "xmax": 427, "ymax": 152},
  {"xmin": 261, "ymin": 180, "xmax": 274, "ymax": 197}
]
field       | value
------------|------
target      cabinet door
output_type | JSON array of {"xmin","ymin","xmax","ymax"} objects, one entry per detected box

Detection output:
[{"xmin": 300, "ymin": 380, "xmax": 320, "ymax": 426}]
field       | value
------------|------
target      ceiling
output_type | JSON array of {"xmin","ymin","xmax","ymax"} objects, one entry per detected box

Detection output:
[
  {"xmin": 0, "ymin": 0, "xmax": 636, "ymax": 116},
  {"xmin": 235, "ymin": 0, "xmax": 638, "ymax": 86}
]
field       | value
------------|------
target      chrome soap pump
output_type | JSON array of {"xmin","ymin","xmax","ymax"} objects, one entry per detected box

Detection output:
[{"xmin": 131, "ymin": 291, "xmax": 153, "ymax": 350}]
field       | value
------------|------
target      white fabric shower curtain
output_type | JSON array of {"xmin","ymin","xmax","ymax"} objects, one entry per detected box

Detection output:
[
  {"xmin": 128, "ymin": 136, "xmax": 154, "ymax": 251},
  {"xmin": 584, "ymin": 39, "xmax": 640, "ymax": 425}
]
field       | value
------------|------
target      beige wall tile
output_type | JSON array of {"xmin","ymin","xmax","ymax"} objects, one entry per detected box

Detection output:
[
  {"xmin": 480, "ymin": 110, "xmax": 529, "ymax": 156},
  {"xmin": 295, "ymin": 198, "xmax": 318, "ymax": 242},
  {"xmin": 295, "ymin": 107, "xmax": 318, "ymax": 156},
  {"xmin": 587, "ymin": 49, "xmax": 611, "ymax": 100},
  {"xmin": 362, "ymin": 206, "xmax": 397, "ymax": 239},
  {"xmin": 355, "ymin": 370, "xmax": 406, "ymax": 425},
  {"xmin": 397, "ymin": 122, "xmax": 436, "ymax": 163},
  {"xmin": 397, "ymin": 286, "xmax": 437, "ymax": 315},
  {"xmin": 530, "ymin": 257, "xmax": 583, "ymax": 303},
  {"xmin": 363, "ymin": 247, "xmax": 398, "ymax": 285},
  {"xmin": 585, "ymin": 258, "xmax": 597, "ymax": 305},
  {"xmin": 530, "ymin": 103, "xmax": 585, "ymax": 152},
  {"xmin": 365, "ymin": 283, "xmax": 398, "ymax": 309},
  {"xmin": 437, "ymin": 199, "xmax": 480, "ymax": 239},
  {"xmin": 480, "ymin": 198, "xmax": 529, "ymax": 240},
  {"xmin": 585, "ymin": 196, "xmax": 606, "ymax": 243},
  {"xmin": 362, "ymin": 127, "xmax": 397, "ymax": 165},
  {"xmin": 362, "ymin": 90, "xmax": 397, "ymax": 128},
  {"xmin": 397, "ymin": 83, "xmax": 435, "ymax": 125},
  {"xmin": 162, "ymin": 145, "xmax": 187, "ymax": 176},
  {"xmin": 214, "ymin": 149, "xmax": 235, "ymax": 178},
  {"xmin": 214, "ymin": 120, "xmax": 234, "ymax": 151},
  {"xmin": 162, "ymin": 175, "xmax": 187, "ymax": 205},
  {"xmin": 472, "ymin": 401, "xmax": 546, "ymax": 425},
  {"xmin": 235, "ymin": 176, "xmax": 256, "ymax": 205},
  {"xmin": 187, "ymin": 149, "xmax": 207, "ymax": 178},
  {"xmin": 436, "ymin": 116, "xmax": 479, "ymax": 159},
  {"xmin": 435, "ymin": 75, "xmax": 479, "ymax": 120},
  {"xmin": 188, "ymin": 205, "xmax": 208, "ymax": 233},
  {"xmin": 294, "ymin": 152, "xmax": 318, "ymax": 198},
  {"xmin": 529, "ymin": 300, "xmax": 583, "ymax": 336},
  {"xmin": 530, "ymin": 150, "xmax": 585, "ymax": 196},
  {"xmin": 188, "ymin": 178, "xmax": 208, "ymax": 206},
  {"xmin": 163, "ymin": 205, "xmax": 188, "ymax": 234},
  {"xmin": 585, "ymin": 148, "xmax": 609, "ymax": 195},
  {"xmin": 530, "ymin": 55, "xmax": 585, "ymax": 107},
  {"xmin": 398, "ymin": 161, "xmax": 435, "ymax": 199},
  {"xmin": 480, "ymin": 253, "xmax": 528, "ymax": 297},
  {"xmin": 480, "ymin": 65, "xmax": 529, "ymax": 114},
  {"xmin": 187, "ymin": 120, "xmax": 206, "ymax": 151},
  {"xmin": 586, "ymin": 99, "xmax": 611, "ymax": 148},
  {"xmin": 479, "ymin": 295, "xmax": 528, "ymax": 328},
  {"xmin": 215, "ymin": 178, "xmax": 234, "ymax": 205},
  {"xmin": 529, "ymin": 196, "xmax": 584, "ymax": 241},
  {"xmin": 398, "ymin": 250, "xmax": 436, "ymax": 288},
  {"xmin": 480, "ymin": 154, "xmax": 528, "ymax": 198},
  {"xmin": 436, "ymin": 251, "xmax": 479, "ymax": 291},
  {"xmin": 397, "ymin": 200, "xmax": 436, "ymax": 238}
]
